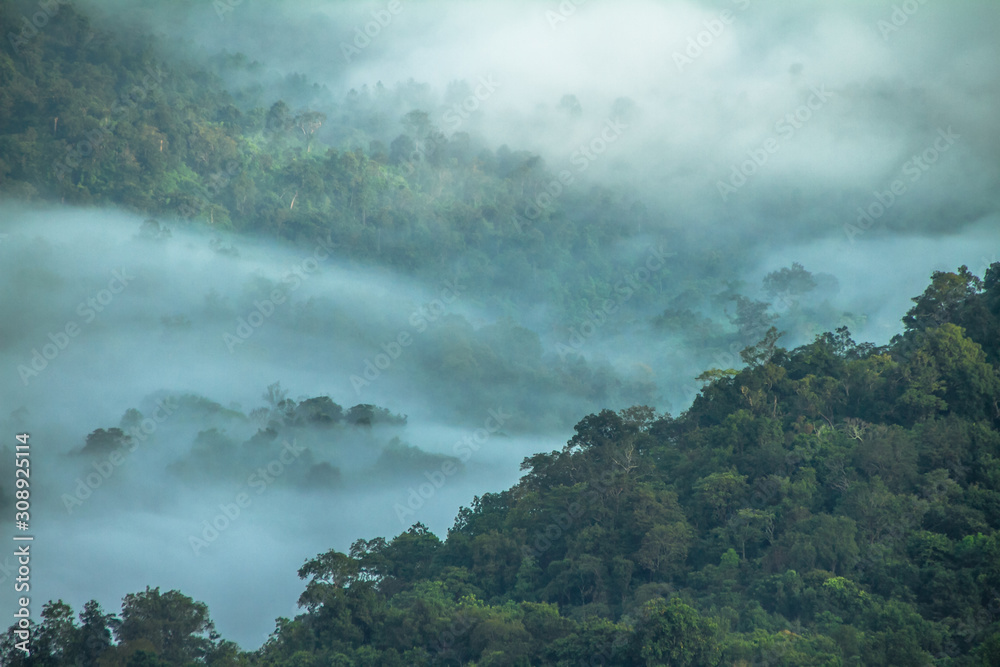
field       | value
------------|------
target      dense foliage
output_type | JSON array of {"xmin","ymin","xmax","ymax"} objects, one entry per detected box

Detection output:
[
  {"xmin": 0, "ymin": 0, "xmax": 856, "ymax": 351},
  {"xmin": 0, "ymin": 0, "xmax": 650, "ymax": 321},
  {"xmin": 3, "ymin": 2, "xmax": 1000, "ymax": 665},
  {"xmin": 1, "ymin": 0, "xmax": 875, "ymax": 430},
  {"xmin": 5, "ymin": 265, "xmax": 999, "ymax": 665}
]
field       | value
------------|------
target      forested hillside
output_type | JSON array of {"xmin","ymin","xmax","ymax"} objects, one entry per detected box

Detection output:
[
  {"xmin": 4, "ymin": 266, "xmax": 999, "ymax": 664},
  {"xmin": 2, "ymin": 0, "xmax": 1000, "ymax": 665},
  {"xmin": 0, "ymin": 0, "xmax": 859, "ymax": 358},
  {"xmin": 2, "ymin": 0, "xmax": 645, "ymax": 315}
]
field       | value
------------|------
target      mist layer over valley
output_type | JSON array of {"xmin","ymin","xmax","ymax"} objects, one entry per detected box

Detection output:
[{"xmin": 1, "ymin": 0, "xmax": 999, "ymax": 660}]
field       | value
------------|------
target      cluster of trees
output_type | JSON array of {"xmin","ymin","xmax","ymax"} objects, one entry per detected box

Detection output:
[
  {"xmin": 0, "ymin": 1, "xmax": 641, "ymax": 322},
  {"xmin": 0, "ymin": 0, "xmax": 870, "ymax": 443},
  {"xmin": 5, "ymin": 2, "xmax": 999, "ymax": 663},
  {"xmin": 0, "ymin": 0, "xmax": 856, "ymax": 350},
  {"xmin": 1, "ymin": 589, "xmax": 240, "ymax": 667},
  {"xmin": 65, "ymin": 385, "xmax": 451, "ymax": 492},
  {"xmin": 656, "ymin": 261, "xmax": 847, "ymax": 355},
  {"xmin": 7, "ymin": 266, "xmax": 999, "ymax": 664}
]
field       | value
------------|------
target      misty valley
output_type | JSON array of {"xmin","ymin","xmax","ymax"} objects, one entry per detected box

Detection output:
[{"xmin": 1, "ymin": 0, "xmax": 1000, "ymax": 665}]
